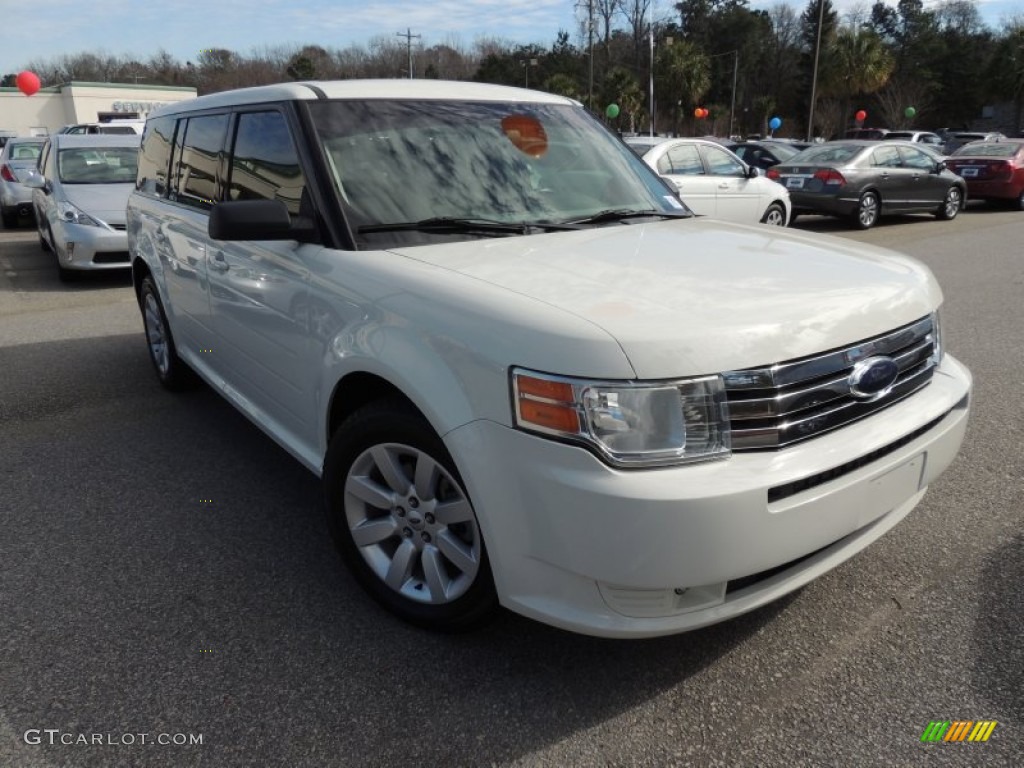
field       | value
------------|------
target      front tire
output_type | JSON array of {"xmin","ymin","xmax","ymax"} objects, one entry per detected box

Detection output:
[
  {"xmin": 761, "ymin": 202, "xmax": 787, "ymax": 226},
  {"xmin": 140, "ymin": 276, "xmax": 192, "ymax": 390},
  {"xmin": 324, "ymin": 400, "xmax": 498, "ymax": 632},
  {"xmin": 1017, "ymin": 188, "xmax": 1024, "ymax": 211},
  {"xmin": 853, "ymin": 190, "xmax": 880, "ymax": 229},
  {"xmin": 937, "ymin": 186, "xmax": 962, "ymax": 220}
]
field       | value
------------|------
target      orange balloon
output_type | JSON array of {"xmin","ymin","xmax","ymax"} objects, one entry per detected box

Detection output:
[{"xmin": 694, "ymin": 107, "xmax": 703, "ymax": 118}]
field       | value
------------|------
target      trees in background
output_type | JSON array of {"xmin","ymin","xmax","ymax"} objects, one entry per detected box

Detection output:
[{"xmin": 4, "ymin": 1, "xmax": 1021, "ymax": 137}]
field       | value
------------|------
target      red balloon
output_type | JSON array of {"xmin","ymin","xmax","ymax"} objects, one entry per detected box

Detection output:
[
  {"xmin": 16, "ymin": 71, "xmax": 40, "ymax": 97},
  {"xmin": 855, "ymin": 109, "xmax": 867, "ymax": 122}
]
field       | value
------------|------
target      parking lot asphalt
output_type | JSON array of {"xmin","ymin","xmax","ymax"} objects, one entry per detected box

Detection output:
[{"xmin": 1, "ymin": 206, "xmax": 1022, "ymax": 767}]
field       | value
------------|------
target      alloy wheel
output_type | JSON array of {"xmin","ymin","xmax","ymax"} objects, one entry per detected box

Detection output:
[
  {"xmin": 344, "ymin": 442, "xmax": 482, "ymax": 605},
  {"xmin": 143, "ymin": 292, "xmax": 170, "ymax": 376}
]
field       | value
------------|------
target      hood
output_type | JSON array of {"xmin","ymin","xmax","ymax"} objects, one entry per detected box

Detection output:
[
  {"xmin": 392, "ymin": 218, "xmax": 941, "ymax": 378},
  {"xmin": 60, "ymin": 183, "xmax": 133, "ymax": 227}
]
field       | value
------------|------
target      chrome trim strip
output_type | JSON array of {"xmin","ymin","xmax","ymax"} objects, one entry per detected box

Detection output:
[
  {"xmin": 725, "ymin": 316, "xmax": 936, "ymax": 450},
  {"xmin": 722, "ymin": 316, "xmax": 932, "ymax": 391}
]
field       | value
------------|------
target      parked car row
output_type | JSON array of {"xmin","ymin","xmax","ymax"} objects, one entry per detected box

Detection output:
[{"xmin": 622, "ymin": 133, "xmax": 1023, "ymax": 230}]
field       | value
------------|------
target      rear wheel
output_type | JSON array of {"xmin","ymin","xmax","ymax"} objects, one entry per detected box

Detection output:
[
  {"xmin": 760, "ymin": 202, "xmax": 787, "ymax": 226},
  {"xmin": 324, "ymin": 400, "xmax": 498, "ymax": 632},
  {"xmin": 140, "ymin": 276, "xmax": 192, "ymax": 390},
  {"xmin": 1017, "ymin": 189, "xmax": 1024, "ymax": 211},
  {"xmin": 853, "ymin": 190, "xmax": 880, "ymax": 229},
  {"xmin": 937, "ymin": 186, "xmax": 962, "ymax": 220},
  {"xmin": 0, "ymin": 208, "xmax": 15, "ymax": 229}
]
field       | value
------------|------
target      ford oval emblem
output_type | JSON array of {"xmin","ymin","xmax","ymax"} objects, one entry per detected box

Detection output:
[{"xmin": 848, "ymin": 356, "xmax": 899, "ymax": 399}]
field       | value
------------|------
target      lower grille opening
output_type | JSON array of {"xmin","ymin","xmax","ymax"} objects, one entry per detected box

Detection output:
[
  {"xmin": 767, "ymin": 411, "xmax": 948, "ymax": 503},
  {"xmin": 725, "ymin": 546, "xmax": 827, "ymax": 595},
  {"xmin": 93, "ymin": 251, "xmax": 130, "ymax": 264}
]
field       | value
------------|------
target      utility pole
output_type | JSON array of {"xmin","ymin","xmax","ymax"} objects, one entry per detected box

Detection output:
[
  {"xmin": 649, "ymin": 0, "xmax": 655, "ymax": 137},
  {"xmin": 729, "ymin": 50, "xmax": 738, "ymax": 139},
  {"xmin": 396, "ymin": 28, "xmax": 421, "ymax": 79},
  {"xmin": 588, "ymin": 0, "xmax": 594, "ymax": 111},
  {"xmin": 807, "ymin": 0, "xmax": 825, "ymax": 141}
]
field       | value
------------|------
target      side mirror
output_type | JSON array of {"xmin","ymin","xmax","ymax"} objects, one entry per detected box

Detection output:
[
  {"xmin": 746, "ymin": 165, "xmax": 763, "ymax": 178},
  {"xmin": 22, "ymin": 170, "xmax": 46, "ymax": 190},
  {"xmin": 935, "ymin": 161, "xmax": 947, "ymax": 174},
  {"xmin": 209, "ymin": 199, "xmax": 317, "ymax": 242}
]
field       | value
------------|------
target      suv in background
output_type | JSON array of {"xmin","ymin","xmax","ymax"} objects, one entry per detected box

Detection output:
[
  {"xmin": 882, "ymin": 131, "xmax": 945, "ymax": 150},
  {"xmin": 127, "ymin": 80, "xmax": 971, "ymax": 638},
  {"xmin": 942, "ymin": 131, "xmax": 1006, "ymax": 154},
  {"xmin": 57, "ymin": 121, "xmax": 145, "ymax": 136}
]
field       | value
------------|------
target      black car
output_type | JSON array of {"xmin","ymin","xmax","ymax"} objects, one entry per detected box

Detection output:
[
  {"xmin": 730, "ymin": 140, "xmax": 808, "ymax": 170},
  {"xmin": 767, "ymin": 140, "xmax": 967, "ymax": 229}
]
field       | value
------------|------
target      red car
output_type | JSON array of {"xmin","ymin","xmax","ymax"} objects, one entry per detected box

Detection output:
[{"xmin": 946, "ymin": 139, "xmax": 1024, "ymax": 210}]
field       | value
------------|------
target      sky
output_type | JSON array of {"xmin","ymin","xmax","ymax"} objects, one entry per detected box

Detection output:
[{"xmin": 0, "ymin": 0, "xmax": 1019, "ymax": 77}]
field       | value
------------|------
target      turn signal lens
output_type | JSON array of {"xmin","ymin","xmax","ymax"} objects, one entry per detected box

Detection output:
[{"xmin": 512, "ymin": 369, "xmax": 731, "ymax": 468}]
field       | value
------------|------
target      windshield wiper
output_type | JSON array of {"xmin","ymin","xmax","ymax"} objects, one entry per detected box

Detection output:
[
  {"xmin": 563, "ymin": 209, "xmax": 691, "ymax": 226},
  {"xmin": 358, "ymin": 216, "xmax": 579, "ymax": 236}
]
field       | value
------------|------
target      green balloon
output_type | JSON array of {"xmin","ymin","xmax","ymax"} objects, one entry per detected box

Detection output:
[
  {"xmin": 905, "ymin": 106, "xmax": 916, "ymax": 118},
  {"xmin": 605, "ymin": 103, "xmax": 620, "ymax": 119}
]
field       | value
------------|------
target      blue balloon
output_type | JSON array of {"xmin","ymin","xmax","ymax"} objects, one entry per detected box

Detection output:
[{"xmin": 769, "ymin": 116, "xmax": 782, "ymax": 131}]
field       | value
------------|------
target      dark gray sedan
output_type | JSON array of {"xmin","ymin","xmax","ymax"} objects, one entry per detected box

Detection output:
[{"xmin": 768, "ymin": 140, "xmax": 967, "ymax": 229}]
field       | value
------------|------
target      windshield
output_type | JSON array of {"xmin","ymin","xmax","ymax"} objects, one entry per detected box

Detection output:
[
  {"xmin": 58, "ymin": 147, "xmax": 139, "ymax": 184},
  {"xmin": 307, "ymin": 100, "xmax": 686, "ymax": 248},
  {"xmin": 6, "ymin": 141, "xmax": 44, "ymax": 164}
]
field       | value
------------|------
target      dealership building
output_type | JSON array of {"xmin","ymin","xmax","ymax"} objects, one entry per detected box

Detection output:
[{"xmin": 0, "ymin": 81, "xmax": 197, "ymax": 136}]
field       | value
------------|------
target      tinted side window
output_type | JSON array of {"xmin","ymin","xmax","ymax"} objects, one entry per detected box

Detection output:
[
  {"xmin": 871, "ymin": 146, "xmax": 902, "ymax": 168},
  {"xmin": 227, "ymin": 111, "xmax": 305, "ymax": 216},
  {"xmin": 703, "ymin": 145, "xmax": 745, "ymax": 176},
  {"xmin": 662, "ymin": 144, "xmax": 704, "ymax": 175},
  {"xmin": 137, "ymin": 116, "xmax": 176, "ymax": 197},
  {"xmin": 172, "ymin": 113, "xmax": 228, "ymax": 210},
  {"xmin": 898, "ymin": 146, "xmax": 934, "ymax": 170}
]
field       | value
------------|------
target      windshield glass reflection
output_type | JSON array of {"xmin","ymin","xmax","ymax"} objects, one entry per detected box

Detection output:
[{"xmin": 308, "ymin": 100, "xmax": 686, "ymax": 248}]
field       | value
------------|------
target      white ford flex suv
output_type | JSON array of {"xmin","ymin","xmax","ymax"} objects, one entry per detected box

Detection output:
[{"xmin": 127, "ymin": 80, "xmax": 971, "ymax": 638}]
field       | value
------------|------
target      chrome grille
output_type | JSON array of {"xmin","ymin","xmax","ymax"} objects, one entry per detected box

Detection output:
[{"xmin": 723, "ymin": 316, "xmax": 937, "ymax": 450}]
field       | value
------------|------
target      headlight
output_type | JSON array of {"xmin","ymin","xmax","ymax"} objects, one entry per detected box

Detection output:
[
  {"xmin": 57, "ymin": 201, "xmax": 101, "ymax": 227},
  {"xmin": 929, "ymin": 310, "xmax": 943, "ymax": 366},
  {"xmin": 512, "ymin": 368, "xmax": 731, "ymax": 468}
]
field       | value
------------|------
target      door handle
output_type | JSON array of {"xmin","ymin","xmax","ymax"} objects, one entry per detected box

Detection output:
[
  {"xmin": 208, "ymin": 252, "xmax": 229, "ymax": 273},
  {"xmin": 718, "ymin": 183, "xmax": 730, "ymax": 189}
]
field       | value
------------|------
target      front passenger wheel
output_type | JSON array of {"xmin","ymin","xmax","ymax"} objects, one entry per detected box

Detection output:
[
  {"xmin": 761, "ymin": 202, "xmax": 787, "ymax": 226},
  {"xmin": 324, "ymin": 400, "xmax": 498, "ymax": 632},
  {"xmin": 853, "ymin": 191, "xmax": 880, "ymax": 229},
  {"xmin": 937, "ymin": 186, "xmax": 962, "ymax": 220}
]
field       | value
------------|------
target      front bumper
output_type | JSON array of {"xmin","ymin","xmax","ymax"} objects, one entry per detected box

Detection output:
[
  {"xmin": 445, "ymin": 355, "xmax": 971, "ymax": 638},
  {"xmin": 53, "ymin": 221, "xmax": 130, "ymax": 271}
]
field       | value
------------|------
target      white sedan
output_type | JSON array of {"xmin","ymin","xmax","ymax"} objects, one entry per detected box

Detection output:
[{"xmin": 625, "ymin": 136, "xmax": 791, "ymax": 226}]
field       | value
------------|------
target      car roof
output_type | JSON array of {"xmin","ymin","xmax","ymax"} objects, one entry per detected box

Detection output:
[
  {"xmin": 51, "ymin": 134, "xmax": 142, "ymax": 148},
  {"xmin": 150, "ymin": 79, "xmax": 576, "ymax": 119}
]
